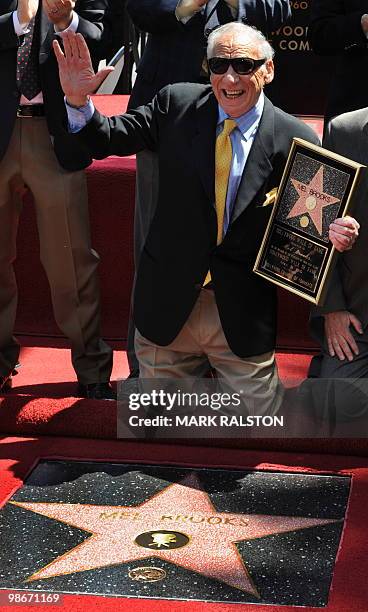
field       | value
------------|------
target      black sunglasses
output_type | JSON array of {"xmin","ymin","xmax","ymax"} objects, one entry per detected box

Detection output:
[{"xmin": 207, "ymin": 57, "xmax": 266, "ymax": 75}]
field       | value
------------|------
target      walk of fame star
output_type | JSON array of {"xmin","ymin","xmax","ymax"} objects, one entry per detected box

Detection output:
[
  {"xmin": 287, "ymin": 166, "xmax": 340, "ymax": 235},
  {"xmin": 10, "ymin": 473, "xmax": 339, "ymax": 596}
]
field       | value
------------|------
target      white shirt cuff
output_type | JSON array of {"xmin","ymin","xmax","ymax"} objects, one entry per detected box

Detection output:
[
  {"xmin": 13, "ymin": 10, "xmax": 31, "ymax": 35},
  {"xmin": 13, "ymin": 10, "xmax": 79, "ymax": 35},
  {"xmin": 65, "ymin": 97, "xmax": 95, "ymax": 133}
]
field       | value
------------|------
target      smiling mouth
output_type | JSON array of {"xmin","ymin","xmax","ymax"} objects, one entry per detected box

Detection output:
[{"xmin": 222, "ymin": 89, "xmax": 244, "ymax": 99}]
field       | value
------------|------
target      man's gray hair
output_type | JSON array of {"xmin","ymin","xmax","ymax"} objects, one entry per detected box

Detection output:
[{"xmin": 207, "ymin": 22, "xmax": 274, "ymax": 61}]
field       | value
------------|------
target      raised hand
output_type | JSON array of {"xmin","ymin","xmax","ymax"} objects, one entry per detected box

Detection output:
[
  {"xmin": 329, "ymin": 215, "xmax": 360, "ymax": 252},
  {"xmin": 43, "ymin": 0, "xmax": 75, "ymax": 31},
  {"xmin": 53, "ymin": 31, "xmax": 114, "ymax": 107},
  {"xmin": 17, "ymin": 0, "xmax": 39, "ymax": 24}
]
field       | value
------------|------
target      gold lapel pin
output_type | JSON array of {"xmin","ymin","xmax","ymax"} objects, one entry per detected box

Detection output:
[{"xmin": 262, "ymin": 187, "xmax": 278, "ymax": 207}]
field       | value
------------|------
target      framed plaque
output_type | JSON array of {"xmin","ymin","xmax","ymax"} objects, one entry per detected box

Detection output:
[{"xmin": 253, "ymin": 138, "xmax": 365, "ymax": 304}]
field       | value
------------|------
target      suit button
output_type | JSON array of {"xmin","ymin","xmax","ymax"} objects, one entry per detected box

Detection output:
[{"xmin": 13, "ymin": 90, "xmax": 19, "ymax": 98}]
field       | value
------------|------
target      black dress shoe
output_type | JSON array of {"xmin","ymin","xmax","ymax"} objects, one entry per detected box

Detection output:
[
  {"xmin": 78, "ymin": 382, "xmax": 116, "ymax": 401},
  {"xmin": 0, "ymin": 367, "xmax": 19, "ymax": 392}
]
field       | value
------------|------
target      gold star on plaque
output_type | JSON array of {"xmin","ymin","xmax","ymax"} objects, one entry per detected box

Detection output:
[
  {"xmin": 287, "ymin": 166, "xmax": 340, "ymax": 235},
  {"xmin": 10, "ymin": 473, "xmax": 339, "ymax": 596}
]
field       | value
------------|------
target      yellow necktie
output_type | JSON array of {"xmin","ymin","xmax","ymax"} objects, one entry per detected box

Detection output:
[{"xmin": 204, "ymin": 119, "xmax": 237, "ymax": 286}]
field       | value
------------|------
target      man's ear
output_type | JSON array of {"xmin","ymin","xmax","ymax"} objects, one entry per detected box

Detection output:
[{"xmin": 263, "ymin": 59, "xmax": 274, "ymax": 85}]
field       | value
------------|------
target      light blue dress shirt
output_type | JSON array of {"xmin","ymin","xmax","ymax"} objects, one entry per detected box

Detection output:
[
  {"xmin": 217, "ymin": 93, "xmax": 264, "ymax": 236},
  {"xmin": 66, "ymin": 92, "xmax": 265, "ymax": 238},
  {"xmin": 67, "ymin": 97, "xmax": 95, "ymax": 131}
]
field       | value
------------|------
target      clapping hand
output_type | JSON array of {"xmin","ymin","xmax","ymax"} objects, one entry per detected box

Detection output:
[
  {"xmin": 53, "ymin": 31, "xmax": 114, "ymax": 107},
  {"xmin": 43, "ymin": 0, "xmax": 75, "ymax": 30},
  {"xmin": 17, "ymin": 0, "xmax": 39, "ymax": 24}
]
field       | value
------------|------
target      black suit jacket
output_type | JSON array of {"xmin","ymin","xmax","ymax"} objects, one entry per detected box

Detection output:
[
  {"xmin": 310, "ymin": 108, "xmax": 368, "ymax": 345},
  {"xmin": 126, "ymin": 0, "xmax": 291, "ymax": 108},
  {"xmin": 308, "ymin": 0, "xmax": 368, "ymax": 120},
  {"xmin": 0, "ymin": 0, "xmax": 107, "ymax": 170},
  {"xmin": 74, "ymin": 85, "xmax": 318, "ymax": 357}
]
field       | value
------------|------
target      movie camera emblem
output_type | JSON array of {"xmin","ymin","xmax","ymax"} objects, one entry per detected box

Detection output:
[{"xmin": 135, "ymin": 530, "xmax": 190, "ymax": 550}]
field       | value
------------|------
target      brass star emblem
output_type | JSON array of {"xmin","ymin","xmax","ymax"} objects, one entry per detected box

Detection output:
[{"xmin": 11, "ymin": 474, "xmax": 338, "ymax": 596}]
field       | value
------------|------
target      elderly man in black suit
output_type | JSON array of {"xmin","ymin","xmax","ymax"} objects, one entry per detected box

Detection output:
[
  {"xmin": 0, "ymin": 0, "xmax": 115, "ymax": 398},
  {"xmin": 54, "ymin": 22, "xmax": 357, "ymax": 414},
  {"xmin": 125, "ymin": 0, "xmax": 292, "ymax": 375},
  {"xmin": 309, "ymin": 0, "xmax": 368, "ymax": 122}
]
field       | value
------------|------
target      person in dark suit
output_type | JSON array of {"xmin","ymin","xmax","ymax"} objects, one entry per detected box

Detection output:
[
  {"xmin": 54, "ymin": 23, "xmax": 356, "ymax": 414},
  {"xmin": 127, "ymin": 0, "xmax": 291, "ymax": 109},
  {"xmin": 0, "ymin": 0, "xmax": 115, "ymax": 399},
  {"xmin": 96, "ymin": 0, "xmax": 127, "ymax": 67},
  {"xmin": 305, "ymin": 108, "xmax": 368, "ymax": 421},
  {"xmin": 308, "ymin": 0, "xmax": 368, "ymax": 122},
  {"xmin": 125, "ymin": 0, "xmax": 292, "ymax": 375}
]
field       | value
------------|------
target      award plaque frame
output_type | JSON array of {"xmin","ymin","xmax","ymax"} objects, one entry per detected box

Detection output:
[{"xmin": 253, "ymin": 138, "xmax": 365, "ymax": 304}]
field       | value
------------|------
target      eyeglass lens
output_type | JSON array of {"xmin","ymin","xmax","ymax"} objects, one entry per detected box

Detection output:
[{"xmin": 208, "ymin": 57, "xmax": 265, "ymax": 75}]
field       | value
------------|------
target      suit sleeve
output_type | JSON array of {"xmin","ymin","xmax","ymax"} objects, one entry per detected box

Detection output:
[
  {"xmin": 126, "ymin": 0, "xmax": 186, "ymax": 34},
  {"xmin": 239, "ymin": 0, "xmax": 291, "ymax": 34},
  {"xmin": 74, "ymin": 0, "xmax": 108, "ymax": 41},
  {"xmin": 127, "ymin": 0, "xmax": 290, "ymax": 35},
  {"xmin": 72, "ymin": 85, "xmax": 171, "ymax": 159},
  {"xmin": 0, "ymin": 12, "xmax": 21, "ymax": 50},
  {"xmin": 308, "ymin": 0, "xmax": 367, "ymax": 55}
]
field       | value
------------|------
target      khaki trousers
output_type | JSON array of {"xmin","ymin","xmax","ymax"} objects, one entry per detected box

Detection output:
[
  {"xmin": 0, "ymin": 117, "xmax": 112, "ymax": 383},
  {"xmin": 135, "ymin": 288, "xmax": 283, "ymax": 415}
]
